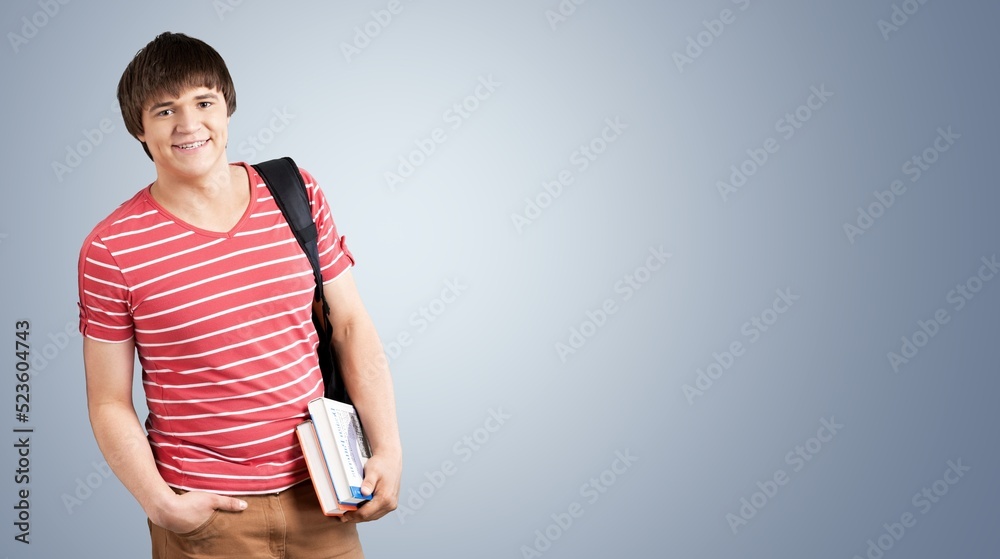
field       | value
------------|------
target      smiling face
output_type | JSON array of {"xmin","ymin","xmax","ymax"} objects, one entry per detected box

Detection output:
[
  {"xmin": 117, "ymin": 33, "xmax": 237, "ymax": 169},
  {"xmin": 137, "ymin": 86, "xmax": 230, "ymax": 183}
]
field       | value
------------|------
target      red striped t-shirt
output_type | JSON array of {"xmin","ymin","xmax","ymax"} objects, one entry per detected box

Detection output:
[{"xmin": 77, "ymin": 162, "xmax": 354, "ymax": 494}]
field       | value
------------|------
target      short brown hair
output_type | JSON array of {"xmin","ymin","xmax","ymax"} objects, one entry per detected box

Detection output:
[{"xmin": 117, "ymin": 32, "xmax": 237, "ymax": 146}]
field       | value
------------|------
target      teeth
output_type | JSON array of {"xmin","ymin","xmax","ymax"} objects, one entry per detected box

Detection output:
[{"xmin": 178, "ymin": 140, "xmax": 206, "ymax": 149}]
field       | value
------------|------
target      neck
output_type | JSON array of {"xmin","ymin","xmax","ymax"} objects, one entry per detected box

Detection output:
[
  {"xmin": 153, "ymin": 156, "xmax": 234, "ymax": 197},
  {"xmin": 149, "ymin": 160, "xmax": 251, "ymax": 233}
]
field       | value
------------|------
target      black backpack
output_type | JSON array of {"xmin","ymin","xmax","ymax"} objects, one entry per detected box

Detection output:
[{"xmin": 252, "ymin": 157, "xmax": 349, "ymax": 404}]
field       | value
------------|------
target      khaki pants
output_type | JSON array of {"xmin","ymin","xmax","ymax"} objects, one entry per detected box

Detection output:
[{"xmin": 148, "ymin": 481, "xmax": 364, "ymax": 559}]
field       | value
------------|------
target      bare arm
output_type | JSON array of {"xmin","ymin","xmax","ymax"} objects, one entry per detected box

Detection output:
[
  {"xmin": 323, "ymin": 271, "xmax": 402, "ymax": 522},
  {"xmin": 83, "ymin": 337, "xmax": 247, "ymax": 532}
]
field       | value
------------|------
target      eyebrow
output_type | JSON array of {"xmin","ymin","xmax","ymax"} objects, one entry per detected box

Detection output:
[{"xmin": 147, "ymin": 92, "xmax": 221, "ymax": 113}]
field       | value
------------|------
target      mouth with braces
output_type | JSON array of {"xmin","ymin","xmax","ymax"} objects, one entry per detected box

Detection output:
[{"xmin": 175, "ymin": 140, "xmax": 208, "ymax": 150}]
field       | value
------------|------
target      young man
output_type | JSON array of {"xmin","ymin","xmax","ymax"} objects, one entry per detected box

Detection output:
[{"xmin": 78, "ymin": 32, "xmax": 401, "ymax": 558}]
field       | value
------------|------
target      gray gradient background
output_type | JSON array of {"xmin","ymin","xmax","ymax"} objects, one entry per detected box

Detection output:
[{"xmin": 2, "ymin": 1, "xmax": 997, "ymax": 558}]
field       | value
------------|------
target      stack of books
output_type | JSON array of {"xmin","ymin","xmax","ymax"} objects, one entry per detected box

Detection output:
[{"xmin": 296, "ymin": 397, "xmax": 373, "ymax": 515}]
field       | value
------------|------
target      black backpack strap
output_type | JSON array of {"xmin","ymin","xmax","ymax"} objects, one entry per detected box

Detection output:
[
  {"xmin": 252, "ymin": 157, "xmax": 323, "ymax": 298},
  {"xmin": 252, "ymin": 157, "xmax": 348, "ymax": 403}
]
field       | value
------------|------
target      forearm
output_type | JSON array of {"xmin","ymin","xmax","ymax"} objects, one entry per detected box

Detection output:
[
  {"xmin": 333, "ymin": 315, "xmax": 401, "ymax": 459},
  {"xmin": 322, "ymin": 272, "xmax": 401, "ymax": 521},
  {"xmin": 89, "ymin": 401, "xmax": 175, "ymax": 524},
  {"xmin": 84, "ymin": 336, "xmax": 179, "ymax": 525}
]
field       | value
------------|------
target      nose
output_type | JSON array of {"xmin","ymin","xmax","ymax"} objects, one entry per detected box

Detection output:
[{"xmin": 174, "ymin": 107, "xmax": 202, "ymax": 135}]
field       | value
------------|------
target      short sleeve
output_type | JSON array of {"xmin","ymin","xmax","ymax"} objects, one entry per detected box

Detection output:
[
  {"xmin": 77, "ymin": 231, "xmax": 134, "ymax": 343},
  {"xmin": 299, "ymin": 167, "xmax": 355, "ymax": 284}
]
